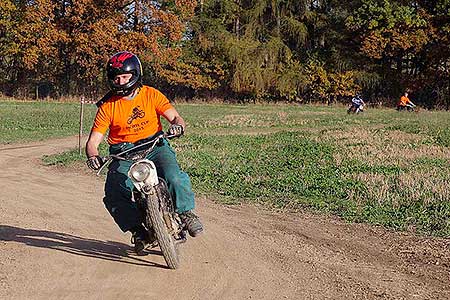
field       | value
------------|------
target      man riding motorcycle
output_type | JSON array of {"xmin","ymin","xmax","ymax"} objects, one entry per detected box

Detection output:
[
  {"xmin": 85, "ymin": 51, "xmax": 203, "ymax": 254},
  {"xmin": 348, "ymin": 94, "xmax": 365, "ymax": 114},
  {"xmin": 397, "ymin": 91, "xmax": 416, "ymax": 111}
]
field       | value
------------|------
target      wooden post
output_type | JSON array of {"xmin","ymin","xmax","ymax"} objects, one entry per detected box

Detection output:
[{"xmin": 79, "ymin": 96, "xmax": 84, "ymax": 156}]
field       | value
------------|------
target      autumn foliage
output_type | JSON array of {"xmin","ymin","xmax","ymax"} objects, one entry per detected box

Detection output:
[
  {"xmin": 0, "ymin": 0, "xmax": 196, "ymax": 98},
  {"xmin": 1, "ymin": 0, "xmax": 450, "ymax": 109}
]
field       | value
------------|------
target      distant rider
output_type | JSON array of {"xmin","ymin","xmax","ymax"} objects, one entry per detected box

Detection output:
[
  {"xmin": 349, "ymin": 94, "xmax": 365, "ymax": 114},
  {"xmin": 85, "ymin": 51, "xmax": 203, "ymax": 254},
  {"xmin": 397, "ymin": 91, "xmax": 416, "ymax": 111}
]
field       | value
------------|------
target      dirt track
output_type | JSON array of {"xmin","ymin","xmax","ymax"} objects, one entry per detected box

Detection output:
[{"xmin": 0, "ymin": 136, "xmax": 449, "ymax": 300}]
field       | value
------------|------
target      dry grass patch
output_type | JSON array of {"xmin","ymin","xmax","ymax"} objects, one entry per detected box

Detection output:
[
  {"xmin": 319, "ymin": 127, "xmax": 450, "ymax": 167},
  {"xmin": 350, "ymin": 169, "xmax": 450, "ymax": 205}
]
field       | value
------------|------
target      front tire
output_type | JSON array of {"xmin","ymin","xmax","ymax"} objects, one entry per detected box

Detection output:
[
  {"xmin": 146, "ymin": 193, "xmax": 180, "ymax": 269},
  {"xmin": 347, "ymin": 105, "xmax": 356, "ymax": 114}
]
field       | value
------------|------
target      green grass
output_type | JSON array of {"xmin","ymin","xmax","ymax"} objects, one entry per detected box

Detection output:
[
  {"xmin": 0, "ymin": 101, "xmax": 97, "ymax": 143},
  {"xmin": 3, "ymin": 99, "xmax": 449, "ymax": 237}
]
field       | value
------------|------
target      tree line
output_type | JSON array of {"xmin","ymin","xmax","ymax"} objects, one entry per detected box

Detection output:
[{"xmin": 1, "ymin": 0, "xmax": 450, "ymax": 109}]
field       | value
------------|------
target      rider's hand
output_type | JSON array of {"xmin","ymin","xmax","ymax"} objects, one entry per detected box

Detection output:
[
  {"xmin": 86, "ymin": 155, "xmax": 104, "ymax": 171},
  {"xmin": 168, "ymin": 124, "xmax": 184, "ymax": 137}
]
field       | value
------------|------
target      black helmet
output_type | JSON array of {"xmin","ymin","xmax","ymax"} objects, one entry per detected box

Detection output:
[{"xmin": 106, "ymin": 51, "xmax": 143, "ymax": 96}]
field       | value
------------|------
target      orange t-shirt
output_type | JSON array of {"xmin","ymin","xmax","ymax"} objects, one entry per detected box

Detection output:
[
  {"xmin": 399, "ymin": 95, "xmax": 410, "ymax": 106},
  {"xmin": 92, "ymin": 86, "xmax": 174, "ymax": 144}
]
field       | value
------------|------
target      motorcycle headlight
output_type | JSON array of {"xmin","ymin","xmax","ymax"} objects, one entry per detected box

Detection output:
[{"xmin": 129, "ymin": 163, "xmax": 152, "ymax": 182}]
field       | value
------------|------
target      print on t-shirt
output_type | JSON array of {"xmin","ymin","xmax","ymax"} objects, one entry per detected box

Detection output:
[{"xmin": 127, "ymin": 106, "xmax": 146, "ymax": 124}]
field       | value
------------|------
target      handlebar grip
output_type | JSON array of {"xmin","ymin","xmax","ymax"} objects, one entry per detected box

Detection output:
[{"xmin": 164, "ymin": 132, "xmax": 179, "ymax": 139}]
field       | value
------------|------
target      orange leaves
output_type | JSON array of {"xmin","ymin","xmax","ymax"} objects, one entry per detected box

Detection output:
[
  {"xmin": 12, "ymin": 0, "xmax": 66, "ymax": 73},
  {"xmin": 361, "ymin": 31, "xmax": 388, "ymax": 59},
  {"xmin": 1, "ymin": 0, "xmax": 199, "ymax": 94},
  {"xmin": 361, "ymin": 26, "xmax": 432, "ymax": 59},
  {"xmin": 350, "ymin": 1, "xmax": 435, "ymax": 60},
  {"xmin": 175, "ymin": 0, "xmax": 197, "ymax": 19},
  {"xmin": 121, "ymin": 1, "xmax": 197, "ymax": 69}
]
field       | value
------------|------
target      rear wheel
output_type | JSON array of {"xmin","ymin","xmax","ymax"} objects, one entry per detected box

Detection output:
[{"xmin": 146, "ymin": 193, "xmax": 180, "ymax": 269}]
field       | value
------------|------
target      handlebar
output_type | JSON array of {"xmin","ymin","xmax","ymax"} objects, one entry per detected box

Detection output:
[{"xmin": 95, "ymin": 131, "xmax": 179, "ymax": 176}]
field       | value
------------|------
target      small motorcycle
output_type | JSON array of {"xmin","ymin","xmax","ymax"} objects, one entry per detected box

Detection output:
[
  {"xmin": 396, "ymin": 104, "xmax": 417, "ymax": 112},
  {"xmin": 97, "ymin": 132, "xmax": 186, "ymax": 269},
  {"xmin": 347, "ymin": 103, "xmax": 364, "ymax": 114}
]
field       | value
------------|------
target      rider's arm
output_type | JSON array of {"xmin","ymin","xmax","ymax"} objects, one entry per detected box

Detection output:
[
  {"xmin": 162, "ymin": 108, "xmax": 186, "ymax": 131},
  {"xmin": 85, "ymin": 131, "xmax": 104, "ymax": 158}
]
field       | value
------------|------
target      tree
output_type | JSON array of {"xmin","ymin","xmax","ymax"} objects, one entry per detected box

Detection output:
[
  {"xmin": 346, "ymin": 0, "xmax": 434, "ymax": 98},
  {"xmin": 0, "ymin": 0, "xmax": 197, "ymax": 98},
  {"xmin": 0, "ymin": 0, "xmax": 67, "ymax": 96}
]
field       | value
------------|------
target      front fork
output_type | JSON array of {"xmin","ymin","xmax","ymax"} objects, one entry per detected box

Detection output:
[{"xmin": 133, "ymin": 189, "xmax": 187, "ymax": 244}]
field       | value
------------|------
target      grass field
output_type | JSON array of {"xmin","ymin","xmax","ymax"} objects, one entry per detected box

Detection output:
[{"xmin": 1, "ymin": 100, "xmax": 449, "ymax": 237}]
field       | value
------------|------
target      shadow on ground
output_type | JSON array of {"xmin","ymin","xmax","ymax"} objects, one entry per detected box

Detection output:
[{"xmin": 0, "ymin": 224, "xmax": 167, "ymax": 268}]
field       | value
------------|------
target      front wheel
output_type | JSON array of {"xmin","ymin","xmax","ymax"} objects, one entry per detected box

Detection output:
[
  {"xmin": 347, "ymin": 106, "xmax": 354, "ymax": 114},
  {"xmin": 146, "ymin": 194, "xmax": 180, "ymax": 269}
]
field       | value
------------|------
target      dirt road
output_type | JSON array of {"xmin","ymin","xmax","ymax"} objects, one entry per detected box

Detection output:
[{"xmin": 0, "ymin": 137, "xmax": 449, "ymax": 300}]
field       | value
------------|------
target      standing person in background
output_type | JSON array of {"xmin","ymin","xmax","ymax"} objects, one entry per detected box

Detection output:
[
  {"xmin": 397, "ymin": 91, "xmax": 416, "ymax": 111},
  {"xmin": 85, "ymin": 51, "xmax": 203, "ymax": 254}
]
